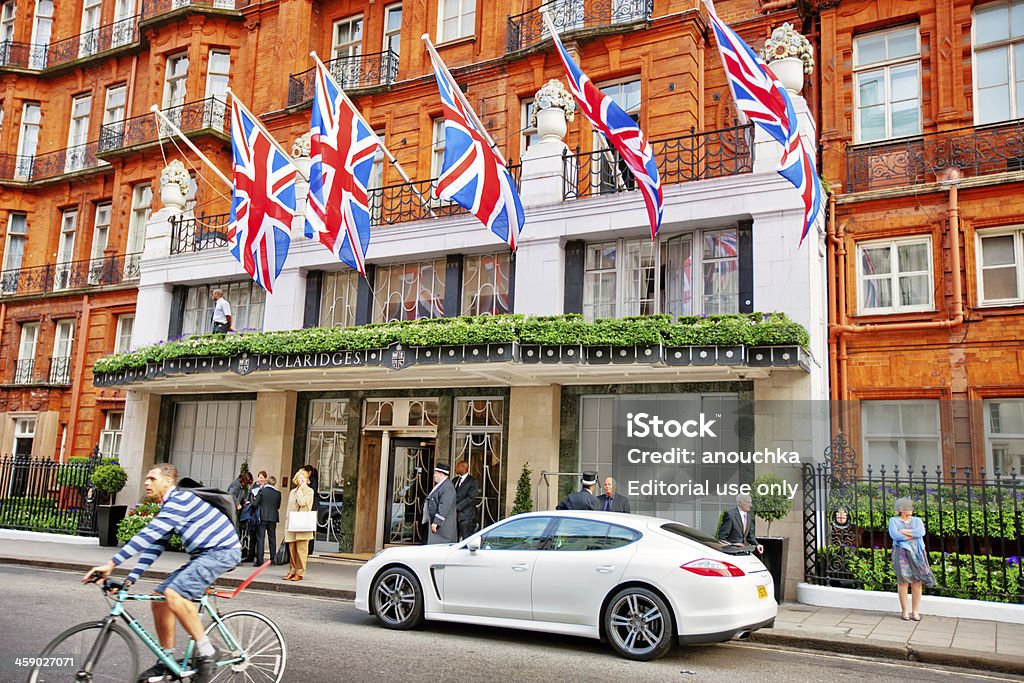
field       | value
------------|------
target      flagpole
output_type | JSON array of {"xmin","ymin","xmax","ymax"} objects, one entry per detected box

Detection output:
[
  {"xmin": 150, "ymin": 105, "xmax": 232, "ymax": 189},
  {"xmin": 420, "ymin": 34, "xmax": 498, "ymax": 150},
  {"xmin": 307, "ymin": 51, "xmax": 435, "ymax": 217},
  {"xmin": 224, "ymin": 88, "xmax": 310, "ymax": 182}
]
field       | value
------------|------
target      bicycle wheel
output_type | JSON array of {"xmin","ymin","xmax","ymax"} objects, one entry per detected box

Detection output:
[
  {"xmin": 29, "ymin": 621, "xmax": 139, "ymax": 682},
  {"xmin": 203, "ymin": 610, "xmax": 286, "ymax": 682}
]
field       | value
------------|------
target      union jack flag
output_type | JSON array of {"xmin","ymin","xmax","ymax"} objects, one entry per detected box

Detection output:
[
  {"xmin": 304, "ymin": 60, "xmax": 379, "ymax": 275},
  {"xmin": 228, "ymin": 97, "xmax": 298, "ymax": 294},
  {"xmin": 548, "ymin": 23, "xmax": 663, "ymax": 239},
  {"xmin": 704, "ymin": 0, "xmax": 824, "ymax": 243},
  {"xmin": 426, "ymin": 47, "xmax": 525, "ymax": 250}
]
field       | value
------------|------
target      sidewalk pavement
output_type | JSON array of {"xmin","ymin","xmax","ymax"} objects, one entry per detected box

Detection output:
[{"xmin": 2, "ymin": 536, "xmax": 1023, "ymax": 677}]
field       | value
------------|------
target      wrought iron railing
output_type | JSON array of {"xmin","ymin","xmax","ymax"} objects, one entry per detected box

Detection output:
[
  {"xmin": 45, "ymin": 16, "xmax": 139, "ymax": 68},
  {"xmin": 0, "ymin": 142, "xmax": 106, "ymax": 182},
  {"xmin": 170, "ymin": 211, "xmax": 231, "ymax": 255},
  {"xmin": 287, "ymin": 49, "xmax": 400, "ymax": 107},
  {"xmin": 141, "ymin": 0, "xmax": 244, "ymax": 19},
  {"xmin": 562, "ymin": 122, "xmax": 754, "ymax": 200},
  {"xmin": 0, "ymin": 40, "xmax": 47, "ymax": 68},
  {"xmin": 48, "ymin": 357, "xmax": 72, "ymax": 385},
  {"xmin": 99, "ymin": 97, "xmax": 228, "ymax": 153},
  {"xmin": 0, "ymin": 455, "xmax": 98, "ymax": 536},
  {"xmin": 803, "ymin": 461, "xmax": 1024, "ymax": 604},
  {"xmin": 507, "ymin": 0, "xmax": 653, "ymax": 53},
  {"xmin": 0, "ymin": 252, "xmax": 141, "ymax": 298},
  {"xmin": 846, "ymin": 119, "xmax": 1024, "ymax": 193},
  {"xmin": 11, "ymin": 359, "xmax": 35, "ymax": 384}
]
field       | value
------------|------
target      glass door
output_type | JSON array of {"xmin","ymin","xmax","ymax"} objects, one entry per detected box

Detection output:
[
  {"xmin": 54, "ymin": 209, "xmax": 78, "ymax": 290},
  {"xmin": 384, "ymin": 438, "xmax": 434, "ymax": 545},
  {"xmin": 16, "ymin": 103, "xmax": 40, "ymax": 180},
  {"xmin": 28, "ymin": 0, "xmax": 52, "ymax": 68},
  {"xmin": 65, "ymin": 94, "xmax": 92, "ymax": 173}
]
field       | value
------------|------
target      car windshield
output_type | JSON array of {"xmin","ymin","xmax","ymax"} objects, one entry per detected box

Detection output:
[{"xmin": 659, "ymin": 522, "xmax": 748, "ymax": 553}]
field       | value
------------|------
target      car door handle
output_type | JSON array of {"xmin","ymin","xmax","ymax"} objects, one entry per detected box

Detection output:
[
  {"xmin": 511, "ymin": 563, "xmax": 530, "ymax": 572},
  {"xmin": 595, "ymin": 565, "xmax": 616, "ymax": 573}
]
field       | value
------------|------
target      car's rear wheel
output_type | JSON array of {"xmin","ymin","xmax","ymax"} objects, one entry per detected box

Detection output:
[
  {"xmin": 604, "ymin": 586, "xmax": 675, "ymax": 661},
  {"xmin": 370, "ymin": 566, "xmax": 424, "ymax": 630}
]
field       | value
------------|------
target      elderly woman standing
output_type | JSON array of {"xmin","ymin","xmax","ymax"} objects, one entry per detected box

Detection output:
[
  {"xmin": 889, "ymin": 497, "xmax": 936, "ymax": 621},
  {"xmin": 283, "ymin": 469, "xmax": 315, "ymax": 582}
]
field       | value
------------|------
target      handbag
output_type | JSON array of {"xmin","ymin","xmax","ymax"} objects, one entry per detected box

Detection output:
[
  {"xmin": 274, "ymin": 541, "xmax": 289, "ymax": 566},
  {"xmin": 287, "ymin": 510, "xmax": 317, "ymax": 533}
]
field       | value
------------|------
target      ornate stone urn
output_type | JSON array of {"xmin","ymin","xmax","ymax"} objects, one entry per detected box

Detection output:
[
  {"xmin": 761, "ymin": 22, "xmax": 814, "ymax": 95},
  {"xmin": 531, "ymin": 79, "xmax": 576, "ymax": 143},
  {"xmin": 159, "ymin": 160, "xmax": 189, "ymax": 211}
]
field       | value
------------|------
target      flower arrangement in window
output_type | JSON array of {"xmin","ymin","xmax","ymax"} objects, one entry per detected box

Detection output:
[
  {"xmin": 530, "ymin": 79, "xmax": 577, "ymax": 126},
  {"xmin": 160, "ymin": 159, "xmax": 191, "ymax": 194},
  {"xmin": 760, "ymin": 22, "xmax": 814, "ymax": 75}
]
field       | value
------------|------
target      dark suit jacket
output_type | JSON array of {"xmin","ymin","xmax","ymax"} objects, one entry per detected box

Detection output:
[
  {"xmin": 454, "ymin": 474, "xmax": 478, "ymax": 524},
  {"xmin": 556, "ymin": 489, "xmax": 600, "ymax": 511},
  {"xmin": 718, "ymin": 507, "xmax": 757, "ymax": 545},
  {"xmin": 256, "ymin": 486, "xmax": 282, "ymax": 524},
  {"xmin": 597, "ymin": 492, "xmax": 631, "ymax": 513}
]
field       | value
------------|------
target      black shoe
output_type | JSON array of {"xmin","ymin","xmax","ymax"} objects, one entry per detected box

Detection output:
[
  {"xmin": 137, "ymin": 659, "xmax": 172, "ymax": 683},
  {"xmin": 189, "ymin": 649, "xmax": 222, "ymax": 683}
]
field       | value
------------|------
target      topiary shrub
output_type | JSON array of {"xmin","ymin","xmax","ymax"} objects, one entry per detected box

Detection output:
[
  {"xmin": 91, "ymin": 464, "xmax": 128, "ymax": 505},
  {"xmin": 511, "ymin": 463, "xmax": 533, "ymax": 516}
]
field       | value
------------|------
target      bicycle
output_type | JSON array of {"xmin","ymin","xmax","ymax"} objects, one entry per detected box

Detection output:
[{"xmin": 28, "ymin": 561, "xmax": 286, "ymax": 682}]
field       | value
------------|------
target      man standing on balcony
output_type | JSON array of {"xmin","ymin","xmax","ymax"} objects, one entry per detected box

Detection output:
[{"xmin": 211, "ymin": 289, "xmax": 232, "ymax": 334}]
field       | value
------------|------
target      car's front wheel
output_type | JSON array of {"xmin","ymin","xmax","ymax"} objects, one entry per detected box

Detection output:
[
  {"xmin": 603, "ymin": 586, "xmax": 675, "ymax": 661},
  {"xmin": 370, "ymin": 566, "xmax": 424, "ymax": 630}
]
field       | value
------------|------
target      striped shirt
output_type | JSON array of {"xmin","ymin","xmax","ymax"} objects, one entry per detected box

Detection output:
[{"xmin": 112, "ymin": 487, "xmax": 241, "ymax": 584}]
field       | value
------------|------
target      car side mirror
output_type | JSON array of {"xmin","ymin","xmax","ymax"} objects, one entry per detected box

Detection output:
[{"xmin": 466, "ymin": 537, "xmax": 481, "ymax": 552}]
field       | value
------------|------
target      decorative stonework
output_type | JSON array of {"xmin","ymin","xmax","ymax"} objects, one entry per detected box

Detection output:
[{"xmin": 292, "ymin": 132, "xmax": 311, "ymax": 158}]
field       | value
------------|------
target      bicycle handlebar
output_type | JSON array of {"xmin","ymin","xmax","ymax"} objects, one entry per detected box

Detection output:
[{"xmin": 84, "ymin": 572, "xmax": 130, "ymax": 593}]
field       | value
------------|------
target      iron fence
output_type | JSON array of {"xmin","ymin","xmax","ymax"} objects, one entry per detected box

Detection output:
[
  {"xmin": 0, "ymin": 456, "xmax": 97, "ymax": 536},
  {"xmin": 11, "ymin": 359, "xmax": 35, "ymax": 385},
  {"xmin": 563, "ymin": 123, "xmax": 753, "ymax": 200},
  {"xmin": 99, "ymin": 97, "xmax": 228, "ymax": 153},
  {"xmin": 0, "ymin": 153, "xmax": 32, "ymax": 181},
  {"xmin": 846, "ymin": 119, "xmax": 1024, "ymax": 193},
  {"xmin": 48, "ymin": 356, "xmax": 72, "ymax": 385},
  {"xmin": 0, "ymin": 39, "xmax": 47, "ymax": 68},
  {"xmin": 46, "ymin": 16, "xmax": 139, "ymax": 68},
  {"xmin": 170, "ymin": 211, "xmax": 231, "ymax": 254},
  {"xmin": 804, "ymin": 459, "xmax": 1024, "ymax": 603},
  {"xmin": 287, "ymin": 49, "xmax": 399, "ymax": 107},
  {"xmin": 0, "ymin": 252, "xmax": 141, "ymax": 298},
  {"xmin": 507, "ymin": 0, "xmax": 653, "ymax": 53}
]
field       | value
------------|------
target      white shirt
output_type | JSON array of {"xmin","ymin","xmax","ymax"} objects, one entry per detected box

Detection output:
[
  {"xmin": 739, "ymin": 509, "xmax": 748, "ymax": 531},
  {"xmin": 212, "ymin": 298, "xmax": 232, "ymax": 323},
  {"xmin": 456, "ymin": 474, "xmax": 467, "ymax": 488}
]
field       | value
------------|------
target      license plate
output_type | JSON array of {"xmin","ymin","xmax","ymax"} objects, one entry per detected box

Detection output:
[{"xmin": 757, "ymin": 585, "xmax": 768, "ymax": 599}]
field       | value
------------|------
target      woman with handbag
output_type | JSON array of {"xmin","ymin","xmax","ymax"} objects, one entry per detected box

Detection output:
[{"xmin": 284, "ymin": 469, "xmax": 316, "ymax": 581}]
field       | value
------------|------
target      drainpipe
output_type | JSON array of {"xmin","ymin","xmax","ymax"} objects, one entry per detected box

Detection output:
[
  {"xmin": 66, "ymin": 294, "xmax": 92, "ymax": 459},
  {"xmin": 826, "ymin": 193, "xmax": 839, "ymax": 405}
]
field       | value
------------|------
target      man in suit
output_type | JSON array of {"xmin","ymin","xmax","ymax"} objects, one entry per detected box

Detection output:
[
  {"xmin": 597, "ymin": 477, "xmax": 631, "ymax": 513},
  {"xmin": 717, "ymin": 493, "xmax": 763, "ymax": 554},
  {"xmin": 452, "ymin": 460, "xmax": 479, "ymax": 540},
  {"xmin": 254, "ymin": 475, "xmax": 282, "ymax": 565},
  {"xmin": 556, "ymin": 471, "xmax": 601, "ymax": 511},
  {"xmin": 422, "ymin": 463, "xmax": 457, "ymax": 544},
  {"xmin": 240, "ymin": 471, "xmax": 265, "ymax": 563}
]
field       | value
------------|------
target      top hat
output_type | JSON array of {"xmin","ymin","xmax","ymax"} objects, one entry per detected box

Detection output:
[
  {"xmin": 581, "ymin": 471, "xmax": 598, "ymax": 486},
  {"xmin": 434, "ymin": 462, "xmax": 451, "ymax": 476}
]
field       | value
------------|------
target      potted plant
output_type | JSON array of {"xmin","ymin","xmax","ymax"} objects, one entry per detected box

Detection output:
[
  {"xmin": 751, "ymin": 472, "xmax": 794, "ymax": 603},
  {"xmin": 530, "ymin": 79, "xmax": 576, "ymax": 143},
  {"xmin": 760, "ymin": 22, "xmax": 814, "ymax": 95},
  {"xmin": 91, "ymin": 462, "xmax": 129, "ymax": 547},
  {"xmin": 511, "ymin": 463, "xmax": 533, "ymax": 515},
  {"xmin": 159, "ymin": 160, "xmax": 190, "ymax": 210}
]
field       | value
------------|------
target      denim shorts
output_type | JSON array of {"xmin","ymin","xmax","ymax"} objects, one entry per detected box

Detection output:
[{"xmin": 156, "ymin": 547, "xmax": 241, "ymax": 600}]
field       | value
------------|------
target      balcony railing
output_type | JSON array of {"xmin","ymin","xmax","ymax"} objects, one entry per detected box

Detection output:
[
  {"xmin": 141, "ymin": 0, "xmax": 244, "ymax": 19},
  {"xmin": 562, "ymin": 122, "xmax": 754, "ymax": 201},
  {"xmin": 170, "ymin": 212, "xmax": 231, "ymax": 255},
  {"xmin": 507, "ymin": 0, "xmax": 653, "ymax": 53},
  {"xmin": 11, "ymin": 359, "xmax": 35, "ymax": 385},
  {"xmin": 0, "ymin": 252, "xmax": 141, "ymax": 298},
  {"xmin": 0, "ymin": 142, "xmax": 106, "ymax": 183},
  {"xmin": 47, "ymin": 357, "xmax": 72, "ymax": 385},
  {"xmin": 287, "ymin": 49, "xmax": 400, "ymax": 107},
  {"xmin": 0, "ymin": 40, "xmax": 47, "ymax": 68},
  {"xmin": 99, "ymin": 97, "xmax": 228, "ymax": 154},
  {"xmin": 846, "ymin": 119, "xmax": 1024, "ymax": 193},
  {"xmin": 46, "ymin": 16, "xmax": 139, "ymax": 68}
]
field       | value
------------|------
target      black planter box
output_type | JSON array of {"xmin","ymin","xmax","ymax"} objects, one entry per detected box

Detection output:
[
  {"xmin": 213, "ymin": 356, "xmax": 230, "ymax": 372},
  {"xmin": 690, "ymin": 346, "xmax": 718, "ymax": 365},
  {"xmin": 463, "ymin": 344, "xmax": 489, "ymax": 363},
  {"xmin": 488, "ymin": 343, "xmax": 516, "ymax": 362},
  {"xmin": 195, "ymin": 357, "xmax": 215, "ymax": 373},
  {"xmin": 414, "ymin": 346, "xmax": 441, "ymax": 364},
  {"xmin": 757, "ymin": 536, "xmax": 788, "ymax": 604},
  {"xmin": 97, "ymin": 504, "xmax": 128, "ymax": 547},
  {"xmin": 635, "ymin": 344, "xmax": 662, "ymax": 364},
  {"xmin": 716, "ymin": 346, "xmax": 744, "ymax": 365},
  {"xmin": 610, "ymin": 346, "xmax": 636, "ymax": 364},
  {"xmin": 585, "ymin": 345, "xmax": 612, "ymax": 364},
  {"xmin": 550, "ymin": 345, "xmax": 581, "ymax": 364},
  {"xmin": 181, "ymin": 357, "xmax": 198, "ymax": 373},
  {"xmin": 163, "ymin": 358, "xmax": 180, "ymax": 374},
  {"xmin": 748, "ymin": 347, "xmax": 773, "ymax": 367},
  {"xmin": 664, "ymin": 347, "xmax": 691, "ymax": 366},
  {"xmin": 520, "ymin": 345, "xmax": 543, "ymax": 363},
  {"xmin": 439, "ymin": 346, "xmax": 464, "ymax": 363}
]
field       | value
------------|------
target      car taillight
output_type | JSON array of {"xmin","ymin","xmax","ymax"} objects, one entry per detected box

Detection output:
[{"xmin": 680, "ymin": 559, "xmax": 746, "ymax": 577}]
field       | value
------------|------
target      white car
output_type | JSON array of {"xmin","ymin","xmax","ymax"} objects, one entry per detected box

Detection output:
[{"xmin": 355, "ymin": 510, "xmax": 777, "ymax": 660}]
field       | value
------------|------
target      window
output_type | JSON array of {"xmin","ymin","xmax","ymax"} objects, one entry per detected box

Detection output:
[
  {"xmin": 550, "ymin": 518, "xmax": 641, "ymax": 551},
  {"xmin": 79, "ymin": 0, "xmax": 102, "ymax": 57},
  {"xmin": 372, "ymin": 259, "xmax": 447, "ymax": 322},
  {"xmin": 369, "ymin": 128, "xmax": 385, "ymax": 224},
  {"xmin": 481, "ymin": 516, "xmax": 552, "ymax": 550},
  {"xmin": 50, "ymin": 319, "xmax": 74, "ymax": 384},
  {"xmin": 182, "ymin": 281, "xmax": 266, "ymax": 335},
  {"xmin": 169, "ymin": 400, "xmax": 255, "ymax": 491},
  {"xmin": 66, "ymin": 94, "xmax": 92, "ymax": 173},
  {"xmin": 461, "ymin": 252, "xmax": 511, "ymax": 315},
  {"xmin": 854, "ymin": 26, "xmax": 921, "ymax": 142},
  {"xmin": 331, "ymin": 15, "xmax": 363, "ymax": 87},
  {"xmin": 163, "ymin": 53, "xmax": 189, "ymax": 109},
  {"xmin": 1, "ymin": 1, "xmax": 15, "ymax": 43},
  {"xmin": 861, "ymin": 400, "xmax": 941, "ymax": 471},
  {"xmin": 126, "ymin": 183, "xmax": 151, "ymax": 256},
  {"xmin": 13, "ymin": 416, "xmax": 36, "ymax": 455},
  {"xmin": 438, "ymin": 0, "xmax": 475, "ymax": 43},
  {"xmin": 582, "ymin": 230, "xmax": 735, "ymax": 320},
  {"xmin": 431, "ymin": 117, "xmax": 446, "ymax": 177},
  {"xmin": 103, "ymin": 85, "xmax": 127, "ymax": 128},
  {"xmin": 521, "ymin": 98, "xmax": 540, "ymax": 154},
  {"xmin": 973, "ymin": 1, "xmax": 1024, "ymax": 124},
  {"xmin": 856, "ymin": 237, "xmax": 933, "ymax": 314},
  {"xmin": 16, "ymin": 102, "xmax": 41, "ymax": 180},
  {"xmin": 383, "ymin": 4, "xmax": 402, "ymax": 56},
  {"xmin": 29, "ymin": 0, "xmax": 52, "ymax": 68},
  {"xmin": 54, "ymin": 209, "xmax": 78, "ymax": 291},
  {"xmin": 114, "ymin": 314, "xmax": 134, "ymax": 353},
  {"xmin": 2, "ymin": 212, "xmax": 27, "ymax": 293},
  {"xmin": 88, "ymin": 202, "xmax": 111, "ymax": 284},
  {"xmin": 984, "ymin": 399, "xmax": 1024, "ymax": 473},
  {"xmin": 319, "ymin": 270, "xmax": 359, "ymax": 328},
  {"xmin": 594, "ymin": 80, "xmax": 640, "ymax": 193},
  {"xmin": 112, "ymin": 0, "xmax": 135, "ymax": 46},
  {"xmin": 306, "ymin": 399, "xmax": 349, "ymax": 512},
  {"xmin": 99, "ymin": 410, "xmax": 124, "ymax": 459},
  {"xmin": 205, "ymin": 50, "xmax": 230, "ymax": 101},
  {"xmin": 453, "ymin": 397, "xmax": 504, "ymax": 529},
  {"xmin": 977, "ymin": 227, "xmax": 1024, "ymax": 305},
  {"xmin": 14, "ymin": 322, "xmax": 39, "ymax": 384}
]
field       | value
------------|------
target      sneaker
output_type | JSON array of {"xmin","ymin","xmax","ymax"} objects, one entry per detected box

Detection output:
[
  {"xmin": 189, "ymin": 649, "xmax": 222, "ymax": 683},
  {"xmin": 137, "ymin": 659, "xmax": 173, "ymax": 683}
]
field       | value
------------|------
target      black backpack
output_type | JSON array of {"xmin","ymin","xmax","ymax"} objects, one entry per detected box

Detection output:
[{"xmin": 177, "ymin": 478, "xmax": 237, "ymax": 527}]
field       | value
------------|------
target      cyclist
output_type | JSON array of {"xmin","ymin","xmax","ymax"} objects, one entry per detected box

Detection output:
[{"xmin": 83, "ymin": 463, "xmax": 241, "ymax": 683}]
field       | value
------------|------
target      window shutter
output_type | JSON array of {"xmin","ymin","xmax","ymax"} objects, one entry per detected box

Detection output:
[
  {"xmin": 738, "ymin": 220, "xmax": 753, "ymax": 313},
  {"xmin": 564, "ymin": 240, "xmax": 585, "ymax": 314},
  {"xmin": 444, "ymin": 254, "xmax": 463, "ymax": 317},
  {"xmin": 303, "ymin": 271, "xmax": 323, "ymax": 328},
  {"xmin": 168, "ymin": 285, "xmax": 186, "ymax": 339},
  {"xmin": 355, "ymin": 264, "xmax": 376, "ymax": 326}
]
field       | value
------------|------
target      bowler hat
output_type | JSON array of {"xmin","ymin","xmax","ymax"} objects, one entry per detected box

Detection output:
[
  {"xmin": 581, "ymin": 471, "xmax": 598, "ymax": 486},
  {"xmin": 434, "ymin": 462, "xmax": 451, "ymax": 476}
]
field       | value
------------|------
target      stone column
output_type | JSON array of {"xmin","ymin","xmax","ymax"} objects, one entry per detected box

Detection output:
[
  {"xmin": 120, "ymin": 391, "xmax": 163, "ymax": 501},
  {"xmin": 506, "ymin": 385, "xmax": 562, "ymax": 514},
  {"xmin": 250, "ymin": 391, "xmax": 298, "ymax": 486}
]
